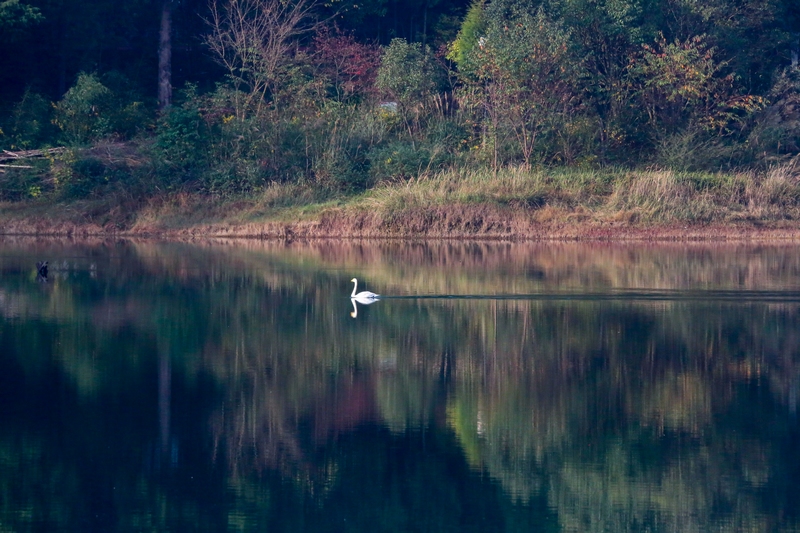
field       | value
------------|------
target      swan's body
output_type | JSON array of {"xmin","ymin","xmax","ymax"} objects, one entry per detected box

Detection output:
[{"xmin": 351, "ymin": 278, "xmax": 380, "ymax": 301}]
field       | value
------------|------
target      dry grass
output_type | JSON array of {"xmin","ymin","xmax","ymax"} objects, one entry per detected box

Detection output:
[
  {"xmin": 744, "ymin": 160, "xmax": 800, "ymax": 217},
  {"xmin": 608, "ymin": 171, "xmax": 715, "ymax": 222},
  {"xmin": 3, "ymin": 161, "xmax": 800, "ymax": 238},
  {"xmin": 361, "ymin": 166, "xmax": 621, "ymax": 212}
]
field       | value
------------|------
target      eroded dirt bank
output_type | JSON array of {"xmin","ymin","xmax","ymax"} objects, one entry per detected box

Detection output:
[{"xmin": 3, "ymin": 202, "xmax": 800, "ymax": 241}]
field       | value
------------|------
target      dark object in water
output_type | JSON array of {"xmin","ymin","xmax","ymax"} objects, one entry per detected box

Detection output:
[{"xmin": 36, "ymin": 261, "xmax": 48, "ymax": 281}]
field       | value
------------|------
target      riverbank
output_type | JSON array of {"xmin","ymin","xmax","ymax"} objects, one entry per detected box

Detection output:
[{"xmin": 3, "ymin": 165, "xmax": 800, "ymax": 241}]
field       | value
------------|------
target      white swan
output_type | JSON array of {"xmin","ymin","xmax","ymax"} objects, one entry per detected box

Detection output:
[
  {"xmin": 351, "ymin": 278, "xmax": 380, "ymax": 301},
  {"xmin": 350, "ymin": 293, "xmax": 378, "ymax": 318}
]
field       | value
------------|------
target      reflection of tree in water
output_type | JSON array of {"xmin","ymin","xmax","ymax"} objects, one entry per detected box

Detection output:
[
  {"xmin": 4, "ymin": 240, "xmax": 800, "ymax": 529},
  {"xmin": 200, "ymin": 287, "xmax": 800, "ymax": 530},
  {"xmin": 442, "ymin": 300, "xmax": 800, "ymax": 531}
]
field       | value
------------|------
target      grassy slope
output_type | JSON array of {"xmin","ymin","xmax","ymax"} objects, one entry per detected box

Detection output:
[{"xmin": 2, "ymin": 164, "xmax": 800, "ymax": 240}]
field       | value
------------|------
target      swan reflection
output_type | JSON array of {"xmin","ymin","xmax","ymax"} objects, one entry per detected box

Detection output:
[{"xmin": 350, "ymin": 296, "xmax": 379, "ymax": 318}]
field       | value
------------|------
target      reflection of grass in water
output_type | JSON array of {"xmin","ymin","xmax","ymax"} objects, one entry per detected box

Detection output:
[
  {"xmin": 4, "ymin": 239, "xmax": 799, "ymax": 528},
  {"xmin": 135, "ymin": 239, "xmax": 800, "ymax": 299}
]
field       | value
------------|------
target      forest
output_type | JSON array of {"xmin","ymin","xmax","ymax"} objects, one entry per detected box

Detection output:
[{"xmin": 1, "ymin": 0, "xmax": 799, "ymax": 208}]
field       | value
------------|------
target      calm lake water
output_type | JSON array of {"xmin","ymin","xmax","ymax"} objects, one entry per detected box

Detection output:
[{"xmin": 2, "ymin": 238, "xmax": 800, "ymax": 531}]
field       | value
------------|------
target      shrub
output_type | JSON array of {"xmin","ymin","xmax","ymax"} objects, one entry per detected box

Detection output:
[
  {"xmin": 0, "ymin": 165, "xmax": 48, "ymax": 200},
  {"xmin": 152, "ymin": 87, "xmax": 210, "ymax": 188},
  {"xmin": 53, "ymin": 73, "xmax": 114, "ymax": 146},
  {"xmin": 631, "ymin": 34, "xmax": 765, "ymax": 139},
  {"xmin": 3, "ymin": 88, "xmax": 56, "ymax": 149},
  {"xmin": 312, "ymin": 27, "xmax": 381, "ymax": 103},
  {"xmin": 100, "ymin": 71, "xmax": 152, "ymax": 140},
  {"xmin": 368, "ymin": 136, "xmax": 456, "ymax": 182},
  {"xmin": 465, "ymin": 4, "xmax": 585, "ymax": 166},
  {"xmin": 744, "ymin": 69, "xmax": 800, "ymax": 166},
  {"xmin": 51, "ymin": 72, "xmax": 152, "ymax": 147},
  {"xmin": 47, "ymin": 150, "xmax": 111, "ymax": 200},
  {"xmin": 64, "ymin": 157, "xmax": 108, "ymax": 198},
  {"xmin": 376, "ymin": 39, "xmax": 445, "ymax": 109}
]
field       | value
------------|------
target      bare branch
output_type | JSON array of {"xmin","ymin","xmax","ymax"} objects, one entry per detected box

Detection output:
[{"xmin": 204, "ymin": 0, "xmax": 319, "ymax": 118}]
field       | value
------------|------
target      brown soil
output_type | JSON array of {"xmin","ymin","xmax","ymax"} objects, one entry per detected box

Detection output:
[{"xmin": 3, "ymin": 201, "xmax": 800, "ymax": 242}]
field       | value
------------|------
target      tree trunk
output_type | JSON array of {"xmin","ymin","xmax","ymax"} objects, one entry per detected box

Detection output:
[
  {"xmin": 158, "ymin": 0, "xmax": 173, "ymax": 111},
  {"xmin": 422, "ymin": 1, "xmax": 427, "ymax": 50}
]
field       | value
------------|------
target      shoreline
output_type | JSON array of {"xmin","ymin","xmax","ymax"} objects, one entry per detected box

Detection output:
[
  {"xmin": 4, "ymin": 158, "xmax": 800, "ymax": 243},
  {"xmin": 3, "ymin": 209, "xmax": 800, "ymax": 242}
]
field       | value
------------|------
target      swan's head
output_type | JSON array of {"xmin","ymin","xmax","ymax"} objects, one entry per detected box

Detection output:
[{"xmin": 351, "ymin": 278, "xmax": 357, "ymax": 283}]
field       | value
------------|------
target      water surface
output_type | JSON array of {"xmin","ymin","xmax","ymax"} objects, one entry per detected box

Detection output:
[{"xmin": 1, "ymin": 238, "xmax": 800, "ymax": 531}]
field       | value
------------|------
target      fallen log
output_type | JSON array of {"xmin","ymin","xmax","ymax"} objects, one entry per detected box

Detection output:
[{"xmin": 0, "ymin": 147, "xmax": 67, "ymax": 163}]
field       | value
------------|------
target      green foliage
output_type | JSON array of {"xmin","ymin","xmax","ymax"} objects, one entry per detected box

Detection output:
[
  {"xmin": 368, "ymin": 141, "xmax": 434, "ymax": 181},
  {"xmin": 52, "ymin": 72, "xmax": 151, "ymax": 147},
  {"xmin": 309, "ymin": 104, "xmax": 385, "ymax": 191},
  {"xmin": 628, "ymin": 34, "xmax": 768, "ymax": 168},
  {"xmin": 464, "ymin": 3, "xmax": 585, "ymax": 165},
  {"xmin": 446, "ymin": 0, "xmax": 486, "ymax": 76},
  {"xmin": 0, "ymin": 0, "xmax": 795, "ymax": 198},
  {"xmin": 45, "ymin": 149, "xmax": 109, "ymax": 200},
  {"xmin": 153, "ymin": 86, "xmax": 210, "ymax": 188},
  {"xmin": 745, "ymin": 68, "xmax": 800, "ymax": 164},
  {"xmin": 99, "ymin": 71, "xmax": 152, "ymax": 140},
  {"xmin": 0, "ymin": 0, "xmax": 42, "ymax": 41},
  {"xmin": 53, "ymin": 73, "xmax": 114, "ymax": 146},
  {"xmin": 2, "ymin": 89, "xmax": 55, "ymax": 150},
  {"xmin": 0, "ymin": 165, "xmax": 47, "ymax": 201},
  {"xmin": 0, "ymin": 0, "xmax": 792, "ymax": 206},
  {"xmin": 656, "ymin": 0, "xmax": 788, "ymax": 94},
  {"xmin": 376, "ymin": 39, "xmax": 444, "ymax": 108},
  {"xmin": 634, "ymin": 35, "xmax": 731, "ymax": 133},
  {"xmin": 650, "ymin": 128, "xmax": 734, "ymax": 171},
  {"xmin": 63, "ymin": 156, "xmax": 108, "ymax": 198},
  {"xmin": 368, "ymin": 117, "xmax": 468, "ymax": 181}
]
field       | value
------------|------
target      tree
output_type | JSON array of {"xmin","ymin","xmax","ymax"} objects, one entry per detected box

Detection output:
[
  {"xmin": 445, "ymin": 0, "xmax": 486, "ymax": 76},
  {"xmin": 0, "ymin": 0, "xmax": 42, "ymax": 41},
  {"xmin": 376, "ymin": 38, "xmax": 442, "ymax": 108},
  {"xmin": 631, "ymin": 34, "xmax": 765, "ymax": 137},
  {"xmin": 205, "ymin": 0, "xmax": 318, "ymax": 119},
  {"xmin": 467, "ymin": 4, "xmax": 584, "ymax": 166},
  {"xmin": 311, "ymin": 27, "xmax": 381, "ymax": 103},
  {"xmin": 159, "ymin": 0, "xmax": 173, "ymax": 111},
  {"xmin": 52, "ymin": 72, "xmax": 113, "ymax": 145},
  {"xmin": 541, "ymin": 0, "xmax": 658, "ymax": 161},
  {"xmin": 376, "ymin": 38, "xmax": 445, "ymax": 146}
]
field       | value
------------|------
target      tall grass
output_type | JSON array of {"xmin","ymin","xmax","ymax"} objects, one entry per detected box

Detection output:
[
  {"xmin": 355, "ymin": 162, "xmax": 800, "ymax": 225},
  {"xmin": 608, "ymin": 171, "xmax": 717, "ymax": 222},
  {"xmin": 362, "ymin": 166, "xmax": 624, "ymax": 211},
  {"xmin": 5, "ymin": 157, "xmax": 799, "ymax": 231}
]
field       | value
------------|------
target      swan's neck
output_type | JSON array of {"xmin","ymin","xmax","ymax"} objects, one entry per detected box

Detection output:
[{"xmin": 351, "ymin": 280, "xmax": 357, "ymax": 297}]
